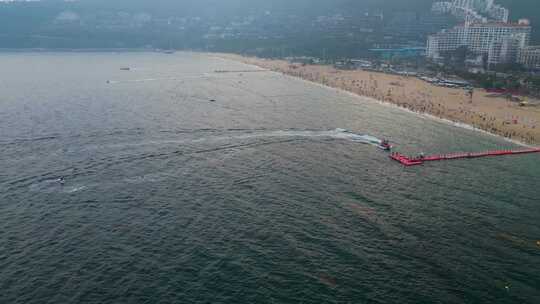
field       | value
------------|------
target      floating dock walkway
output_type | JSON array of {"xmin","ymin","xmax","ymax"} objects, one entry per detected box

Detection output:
[{"xmin": 390, "ymin": 148, "xmax": 540, "ymax": 166}]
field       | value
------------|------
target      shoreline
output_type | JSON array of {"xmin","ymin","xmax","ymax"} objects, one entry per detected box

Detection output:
[
  {"xmin": 296, "ymin": 73, "xmax": 532, "ymax": 148},
  {"xmin": 285, "ymin": 66, "xmax": 532, "ymax": 148},
  {"xmin": 216, "ymin": 53, "xmax": 540, "ymax": 146}
]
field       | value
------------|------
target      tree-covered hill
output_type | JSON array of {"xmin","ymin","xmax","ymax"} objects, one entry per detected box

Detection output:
[{"xmin": 0, "ymin": 0, "xmax": 538, "ymax": 49}]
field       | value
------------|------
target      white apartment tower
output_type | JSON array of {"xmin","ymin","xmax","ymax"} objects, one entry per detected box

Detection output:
[
  {"xmin": 487, "ymin": 5, "xmax": 509, "ymax": 23},
  {"xmin": 427, "ymin": 22, "xmax": 531, "ymax": 65}
]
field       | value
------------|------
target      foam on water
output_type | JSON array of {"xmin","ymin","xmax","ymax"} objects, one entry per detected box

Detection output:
[
  {"xmin": 28, "ymin": 179, "xmax": 88, "ymax": 194},
  {"xmin": 64, "ymin": 186, "xmax": 87, "ymax": 193},
  {"xmin": 215, "ymin": 128, "xmax": 382, "ymax": 145},
  {"xmin": 77, "ymin": 129, "xmax": 383, "ymax": 152}
]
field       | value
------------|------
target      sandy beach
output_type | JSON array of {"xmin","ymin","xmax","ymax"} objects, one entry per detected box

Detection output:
[{"xmin": 219, "ymin": 54, "xmax": 540, "ymax": 145}]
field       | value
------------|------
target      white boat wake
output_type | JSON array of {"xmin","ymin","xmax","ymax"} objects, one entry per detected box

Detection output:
[
  {"xmin": 74, "ymin": 129, "xmax": 384, "ymax": 153},
  {"xmin": 224, "ymin": 128, "xmax": 382, "ymax": 146}
]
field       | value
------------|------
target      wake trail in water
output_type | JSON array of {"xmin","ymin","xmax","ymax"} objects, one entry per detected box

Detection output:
[
  {"xmin": 227, "ymin": 128, "xmax": 382, "ymax": 146},
  {"xmin": 79, "ymin": 128, "xmax": 383, "ymax": 151},
  {"xmin": 8, "ymin": 129, "xmax": 380, "ymax": 193}
]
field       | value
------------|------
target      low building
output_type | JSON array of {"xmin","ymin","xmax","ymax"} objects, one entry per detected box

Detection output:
[{"xmin": 518, "ymin": 46, "xmax": 540, "ymax": 69}]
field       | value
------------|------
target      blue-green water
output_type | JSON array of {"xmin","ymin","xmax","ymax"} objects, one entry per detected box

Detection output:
[{"xmin": 0, "ymin": 52, "xmax": 539, "ymax": 304}]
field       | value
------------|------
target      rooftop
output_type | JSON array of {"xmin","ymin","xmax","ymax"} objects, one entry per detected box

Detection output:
[{"xmin": 465, "ymin": 22, "xmax": 531, "ymax": 28}]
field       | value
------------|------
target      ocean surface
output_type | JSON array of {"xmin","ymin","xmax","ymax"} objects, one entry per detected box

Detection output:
[{"xmin": 0, "ymin": 52, "xmax": 539, "ymax": 304}]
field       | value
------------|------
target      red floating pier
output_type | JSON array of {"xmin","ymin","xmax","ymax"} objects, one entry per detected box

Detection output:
[{"xmin": 390, "ymin": 148, "xmax": 540, "ymax": 166}]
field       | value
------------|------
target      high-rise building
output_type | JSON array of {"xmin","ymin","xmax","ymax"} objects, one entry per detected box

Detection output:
[
  {"xmin": 487, "ymin": 4, "xmax": 509, "ymax": 23},
  {"xmin": 426, "ymin": 0, "xmax": 530, "ymax": 67},
  {"xmin": 426, "ymin": 22, "xmax": 531, "ymax": 65}
]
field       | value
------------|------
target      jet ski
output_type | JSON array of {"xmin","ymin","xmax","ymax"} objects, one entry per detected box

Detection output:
[{"xmin": 378, "ymin": 139, "xmax": 392, "ymax": 151}]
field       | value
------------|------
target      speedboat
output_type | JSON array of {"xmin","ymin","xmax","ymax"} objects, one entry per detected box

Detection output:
[{"xmin": 378, "ymin": 139, "xmax": 392, "ymax": 151}]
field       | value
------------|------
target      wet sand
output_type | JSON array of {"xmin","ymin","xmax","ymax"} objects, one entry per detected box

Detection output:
[{"xmin": 219, "ymin": 54, "xmax": 540, "ymax": 145}]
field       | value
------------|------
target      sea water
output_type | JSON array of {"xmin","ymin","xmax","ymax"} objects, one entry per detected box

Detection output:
[{"xmin": 0, "ymin": 52, "xmax": 539, "ymax": 304}]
